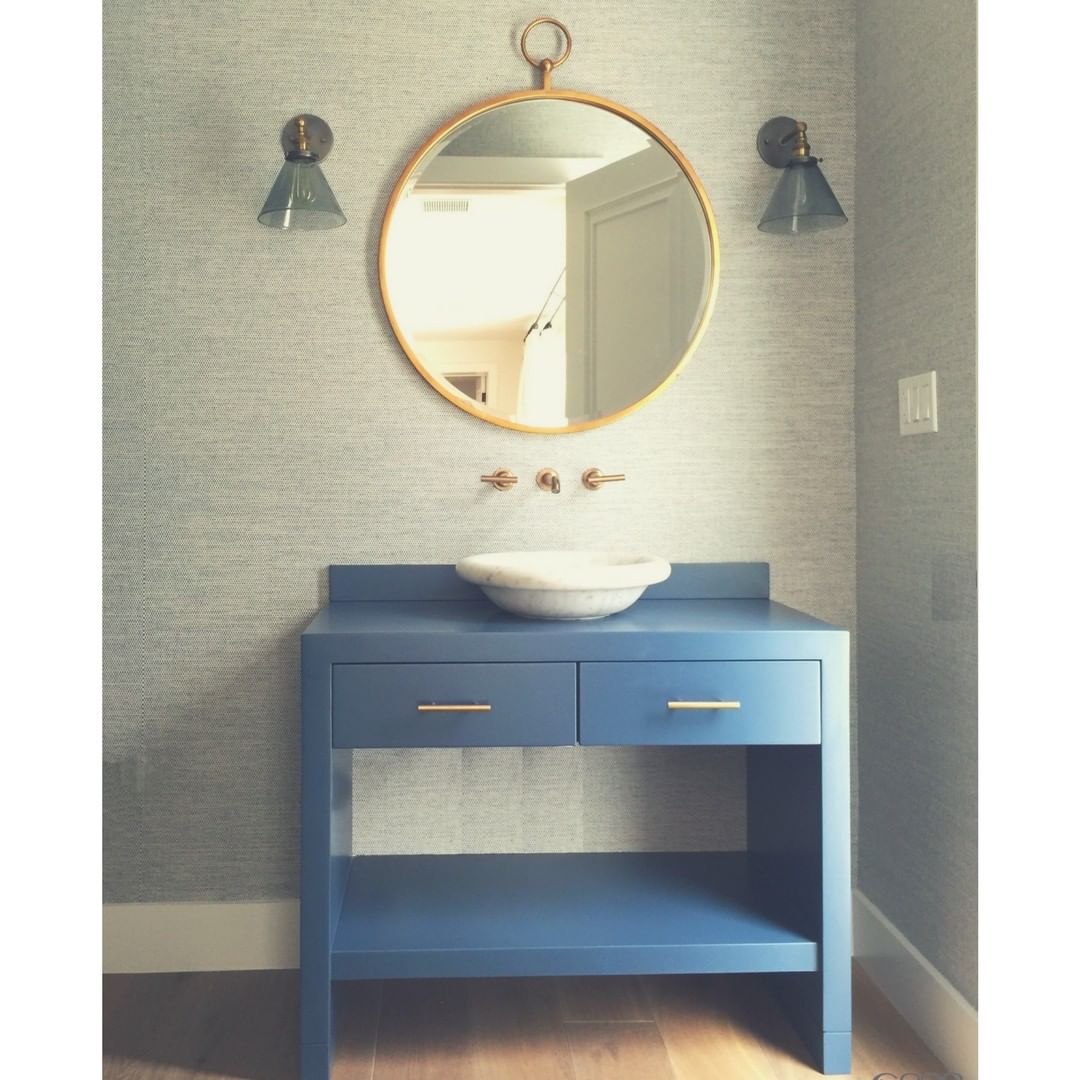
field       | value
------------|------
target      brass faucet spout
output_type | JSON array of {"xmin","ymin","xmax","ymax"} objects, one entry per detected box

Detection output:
[{"xmin": 536, "ymin": 468, "xmax": 561, "ymax": 494}]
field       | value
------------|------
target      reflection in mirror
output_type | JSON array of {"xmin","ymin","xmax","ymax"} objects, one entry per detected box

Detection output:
[{"xmin": 383, "ymin": 98, "xmax": 716, "ymax": 432}]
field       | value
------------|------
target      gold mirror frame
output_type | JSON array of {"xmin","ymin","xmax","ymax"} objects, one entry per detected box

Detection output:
[{"xmin": 379, "ymin": 87, "xmax": 721, "ymax": 435}]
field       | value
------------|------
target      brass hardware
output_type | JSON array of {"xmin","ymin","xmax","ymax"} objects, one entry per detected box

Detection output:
[
  {"xmin": 536, "ymin": 468, "xmax": 561, "ymax": 494},
  {"xmin": 281, "ymin": 114, "xmax": 334, "ymax": 162},
  {"xmin": 757, "ymin": 116, "xmax": 821, "ymax": 169},
  {"xmin": 791, "ymin": 120, "xmax": 811, "ymax": 159},
  {"xmin": 520, "ymin": 16, "xmax": 572, "ymax": 88},
  {"xmin": 582, "ymin": 468, "xmax": 626, "ymax": 490},
  {"xmin": 379, "ymin": 88, "xmax": 720, "ymax": 435},
  {"xmin": 667, "ymin": 701, "xmax": 742, "ymax": 710},
  {"xmin": 481, "ymin": 468, "xmax": 518, "ymax": 491},
  {"xmin": 417, "ymin": 704, "xmax": 492, "ymax": 713}
]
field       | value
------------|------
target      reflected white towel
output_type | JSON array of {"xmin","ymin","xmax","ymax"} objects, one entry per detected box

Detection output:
[{"xmin": 514, "ymin": 325, "xmax": 568, "ymax": 427}]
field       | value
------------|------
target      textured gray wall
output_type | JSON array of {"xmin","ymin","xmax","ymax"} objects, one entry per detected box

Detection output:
[
  {"xmin": 103, "ymin": 0, "xmax": 855, "ymax": 902},
  {"xmin": 855, "ymin": 0, "xmax": 977, "ymax": 1005}
]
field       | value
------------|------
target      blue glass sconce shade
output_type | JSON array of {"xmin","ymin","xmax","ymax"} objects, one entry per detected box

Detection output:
[
  {"xmin": 758, "ymin": 158, "xmax": 847, "ymax": 234},
  {"xmin": 259, "ymin": 159, "xmax": 346, "ymax": 229},
  {"xmin": 259, "ymin": 114, "xmax": 346, "ymax": 230},
  {"xmin": 756, "ymin": 116, "xmax": 847, "ymax": 235}
]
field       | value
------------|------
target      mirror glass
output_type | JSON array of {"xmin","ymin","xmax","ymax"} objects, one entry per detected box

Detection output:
[{"xmin": 382, "ymin": 97, "xmax": 717, "ymax": 432}]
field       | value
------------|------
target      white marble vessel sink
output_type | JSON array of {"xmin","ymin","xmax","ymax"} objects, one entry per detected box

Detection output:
[{"xmin": 455, "ymin": 551, "xmax": 672, "ymax": 620}]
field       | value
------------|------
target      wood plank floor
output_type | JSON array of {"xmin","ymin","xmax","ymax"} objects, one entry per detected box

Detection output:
[{"xmin": 103, "ymin": 966, "xmax": 946, "ymax": 1080}]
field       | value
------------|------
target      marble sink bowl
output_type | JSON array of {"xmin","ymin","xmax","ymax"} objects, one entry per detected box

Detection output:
[{"xmin": 455, "ymin": 551, "xmax": 671, "ymax": 620}]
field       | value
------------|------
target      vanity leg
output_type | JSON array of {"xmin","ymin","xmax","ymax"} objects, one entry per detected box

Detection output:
[
  {"xmin": 817, "ymin": 640, "xmax": 852, "ymax": 1073},
  {"xmin": 301, "ymin": 1042, "xmax": 331, "ymax": 1080},
  {"xmin": 747, "ymin": 639, "xmax": 851, "ymax": 1075},
  {"xmin": 822, "ymin": 1030, "xmax": 854, "ymax": 1074},
  {"xmin": 301, "ymin": 639, "xmax": 352, "ymax": 1080}
]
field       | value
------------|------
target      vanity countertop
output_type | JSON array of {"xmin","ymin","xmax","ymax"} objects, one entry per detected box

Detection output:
[
  {"xmin": 304, "ymin": 596, "xmax": 842, "ymax": 634},
  {"xmin": 302, "ymin": 563, "xmax": 846, "ymax": 663}
]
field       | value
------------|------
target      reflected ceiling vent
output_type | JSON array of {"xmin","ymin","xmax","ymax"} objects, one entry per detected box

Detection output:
[{"xmin": 423, "ymin": 198, "xmax": 471, "ymax": 213}]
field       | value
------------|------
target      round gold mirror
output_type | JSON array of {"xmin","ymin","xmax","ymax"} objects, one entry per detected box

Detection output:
[{"xmin": 380, "ymin": 82, "xmax": 719, "ymax": 433}]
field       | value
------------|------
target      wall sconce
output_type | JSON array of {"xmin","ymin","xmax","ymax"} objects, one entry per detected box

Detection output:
[
  {"xmin": 258, "ymin": 114, "xmax": 346, "ymax": 230},
  {"xmin": 756, "ymin": 116, "xmax": 847, "ymax": 234}
]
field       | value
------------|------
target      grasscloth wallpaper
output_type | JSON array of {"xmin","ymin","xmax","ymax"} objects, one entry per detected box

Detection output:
[
  {"xmin": 855, "ymin": 0, "xmax": 977, "ymax": 1005},
  {"xmin": 103, "ymin": 0, "xmax": 855, "ymax": 902}
]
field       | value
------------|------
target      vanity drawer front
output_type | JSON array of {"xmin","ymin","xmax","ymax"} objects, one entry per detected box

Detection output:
[
  {"xmin": 579, "ymin": 661, "xmax": 820, "ymax": 746},
  {"xmin": 333, "ymin": 663, "xmax": 576, "ymax": 748}
]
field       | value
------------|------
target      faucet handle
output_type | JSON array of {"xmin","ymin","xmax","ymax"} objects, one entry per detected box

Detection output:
[
  {"xmin": 582, "ymin": 467, "xmax": 626, "ymax": 490},
  {"xmin": 536, "ymin": 468, "xmax": 561, "ymax": 494},
  {"xmin": 481, "ymin": 468, "xmax": 518, "ymax": 491}
]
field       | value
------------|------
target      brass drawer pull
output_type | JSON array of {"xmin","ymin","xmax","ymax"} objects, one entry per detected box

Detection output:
[
  {"xmin": 667, "ymin": 700, "xmax": 741, "ymax": 710},
  {"xmin": 417, "ymin": 703, "xmax": 492, "ymax": 713}
]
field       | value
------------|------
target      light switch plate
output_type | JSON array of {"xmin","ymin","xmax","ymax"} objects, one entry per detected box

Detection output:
[{"xmin": 899, "ymin": 371, "xmax": 938, "ymax": 435}]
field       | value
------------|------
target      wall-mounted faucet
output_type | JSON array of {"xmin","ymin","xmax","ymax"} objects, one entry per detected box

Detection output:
[
  {"xmin": 482, "ymin": 467, "xmax": 625, "ymax": 493},
  {"xmin": 536, "ymin": 468, "xmax": 561, "ymax": 494}
]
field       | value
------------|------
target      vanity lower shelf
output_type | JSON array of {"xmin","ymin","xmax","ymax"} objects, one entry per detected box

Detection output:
[{"xmin": 330, "ymin": 851, "xmax": 818, "ymax": 980}]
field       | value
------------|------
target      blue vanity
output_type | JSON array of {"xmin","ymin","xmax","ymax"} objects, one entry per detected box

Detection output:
[{"xmin": 300, "ymin": 562, "xmax": 851, "ymax": 1077}]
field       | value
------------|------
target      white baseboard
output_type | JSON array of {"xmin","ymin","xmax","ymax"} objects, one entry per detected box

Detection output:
[
  {"xmin": 854, "ymin": 889, "xmax": 977, "ymax": 1080},
  {"xmin": 103, "ymin": 900, "xmax": 299, "ymax": 973}
]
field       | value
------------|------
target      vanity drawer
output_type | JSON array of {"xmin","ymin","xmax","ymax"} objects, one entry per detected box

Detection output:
[
  {"xmin": 579, "ymin": 661, "xmax": 820, "ymax": 746},
  {"xmin": 333, "ymin": 663, "xmax": 576, "ymax": 748}
]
